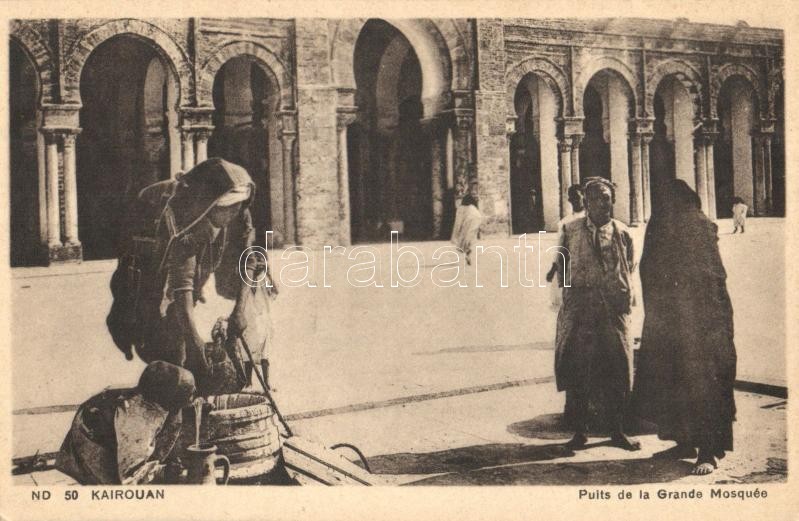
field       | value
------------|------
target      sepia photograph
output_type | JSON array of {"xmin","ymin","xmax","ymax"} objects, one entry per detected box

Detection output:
[{"xmin": 1, "ymin": 1, "xmax": 796, "ymax": 519}]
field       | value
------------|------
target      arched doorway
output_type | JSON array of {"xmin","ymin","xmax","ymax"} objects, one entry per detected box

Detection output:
[
  {"xmin": 510, "ymin": 73, "xmax": 559, "ymax": 233},
  {"xmin": 649, "ymin": 76, "xmax": 695, "ymax": 213},
  {"xmin": 580, "ymin": 70, "xmax": 634, "ymax": 222},
  {"xmin": 714, "ymin": 76, "xmax": 758, "ymax": 218},
  {"xmin": 208, "ymin": 56, "xmax": 281, "ymax": 244},
  {"xmin": 10, "ymin": 40, "xmax": 43, "ymax": 266},
  {"xmin": 349, "ymin": 19, "xmax": 434, "ymax": 243},
  {"xmin": 77, "ymin": 35, "xmax": 179, "ymax": 260}
]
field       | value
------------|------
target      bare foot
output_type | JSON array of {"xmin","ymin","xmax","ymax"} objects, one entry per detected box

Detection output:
[
  {"xmin": 566, "ymin": 433, "xmax": 588, "ymax": 450},
  {"xmin": 653, "ymin": 444, "xmax": 697, "ymax": 460},
  {"xmin": 610, "ymin": 433, "xmax": 641, "ymax": 451},
  {"xmin": 693, "ymin": 449, "xmax": 718, "ymax": 475},
  {"xmin": 692, "ymin": 462, "xmax": 715, "ymax": 475}
]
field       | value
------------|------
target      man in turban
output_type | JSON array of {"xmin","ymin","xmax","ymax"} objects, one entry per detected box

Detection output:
[{"xmin": 554, "ymin": 177, "xmax": 640, "ymax": 451}]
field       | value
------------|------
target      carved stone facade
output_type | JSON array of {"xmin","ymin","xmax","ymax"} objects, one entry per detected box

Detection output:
[{"xmin": 9, "ymin": 17, "xmax": 783, "ymax": 265}]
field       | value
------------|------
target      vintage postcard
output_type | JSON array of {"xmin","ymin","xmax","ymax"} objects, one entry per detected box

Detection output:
[{"xmin": 0, "ymin": 0, "xmax": 796, "ymax": 519}]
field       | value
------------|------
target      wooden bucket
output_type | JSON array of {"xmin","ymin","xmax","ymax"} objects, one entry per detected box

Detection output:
[{"xmin": 181, "ymin": 393, "xmax": 282, "ymax": 482}]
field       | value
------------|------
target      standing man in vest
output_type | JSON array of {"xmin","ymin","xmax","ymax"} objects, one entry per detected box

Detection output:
[{"xmin": 554, "ymin": 177, "xmax": 640, "ymax": 452}]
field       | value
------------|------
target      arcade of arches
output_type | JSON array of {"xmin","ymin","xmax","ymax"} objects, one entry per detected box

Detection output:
[{"xmin": 9, "ymin": 18, "xmax": 784, "ymax": 266}]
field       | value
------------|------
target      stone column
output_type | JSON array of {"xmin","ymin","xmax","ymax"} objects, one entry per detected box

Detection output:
[
  {"xmin": 194, "ymin": 128, "xmax": 212, "ymax": 164},
  {"xmin": 40, "ymin": 104, "xmax": 83, "ymax": 262},
  {"xmin": 429, "ymin": 117, "xmax": 447, "ymax": 239},
  {"xmin": 62, "ymin": 129, "xmax": 82, "ymax": 246},
  {"xmin": 694, "ymin": 139, "xmax": 709, "ymax": 215},
  {"xmin": 337, "ymin": 110, "xmax": 357, "ymax": 246},
  {"xmin": 386, "ymin": 130, "xmax": 400, "ymax": 221},
  {"xmin": 641, "ymin": 134, "xmax": 653, "ymax": 222},
  {"xmin": 558, "ymin": 140, "xmax": 572, "ymax": 218},
  {"xmin": 569, "ymin": 134, "xmax": 583, "ymax": 185},
  {"xmin": 43, "ymin": 130, "xmax": 62, "ymax": 249},
  {"xmin": 629, "ymin": 134, "xmax": 644, "ymax": 225},
  {"xmin": 453, "ymin": 109, "xmax": 475, "ymax": 199},
  {"xmin": 179, "ymin": 107, "xmax": 215, "ymax": 174},
  {"xmin": 279, "ymin": 110, "xmax": 298, "ymax": 245},
  {"xmin": 36, "ymin": 111, "xmax": 48, "ymax": 246},
  {"xmin": 752, "ymin": 134, "xmax": 768, "ymax": 216},
  {"xmin": 763, "ymin": 134, "xmax": 774, "ymax": 214},
  {"xmin": 704, "ymin": 134, "xmax": 718, "ymax": 220},
  {"xmin": 561, "ymin": 119, "xmax": 584, "ymax": 187},
  {"xmin": 181, "ymin": 129, "xmax": 195, "ymax": 171}
]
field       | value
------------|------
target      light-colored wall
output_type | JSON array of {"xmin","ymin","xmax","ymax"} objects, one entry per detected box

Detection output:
[
  {"xmin": 607, "ymin": 74, "xmax": 631, "ymax": 224},
  {"xmin": 534, "ymin": 77, "xmax": 560, "ymax": 231},
  {"xmin": 730, "ymin": 81, "xmax": 754, "ymax": 206}
]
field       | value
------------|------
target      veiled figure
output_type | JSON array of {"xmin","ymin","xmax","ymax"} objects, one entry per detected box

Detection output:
[{"xmin": 634, "ymin": 179, "xmax": 737, "ymax": 474}]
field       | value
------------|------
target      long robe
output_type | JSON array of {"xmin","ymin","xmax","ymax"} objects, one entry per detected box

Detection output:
[
  {"xmin": 633, "ymin": 201, "xmax": 736, "ymax": 453},
  {"xmin": 55, "ymin": 389, "xmax": 183, "ymax": 485},
  {"xmin": 450, "ymin": 204, "xmax": 483, "ymax": 261},
  {"xmin": 555, "ymin": 217, "xmax": 635, "ymax": 431}
]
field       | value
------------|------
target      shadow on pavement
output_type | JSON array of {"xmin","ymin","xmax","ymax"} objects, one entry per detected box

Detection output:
[
  {"xmin": 402, "ymin": 456, "xmax": 695, "ymax": 486},
  {"xmin": 365, "ymin": 442, "xmax": 574, "ymax": 475},
  {"xmin": 508, "ymin": 413, "xmax": 658, "ymax": 441}
]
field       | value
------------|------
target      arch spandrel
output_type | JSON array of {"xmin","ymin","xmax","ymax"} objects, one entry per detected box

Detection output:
[
  {"xmin": 330, "ymin": 18, "xmax": 469, "ymax": 116},
  {"xmin": 63, "ymin": 19, "xmax": 193, "ymax": 105},
  {"xmin": 576, "ymin": 55, "xmax": 639, "ymax": 117},
  {"xmin": 198, "ymin": 41, "xmax": 292, "ymax": 110},
  {"xmin": 646, "ymin": 58, "xmax": 703, "ymax": 120},
  {"xmin": 711, "ymin": 62, "xmax": 764, "ymax": 119},
  {"xmin": 10, "ymin": 23, "xmax": 56, "ymax": 104},
  {"xmin": 506, "ymin": 57, "xmax": 569, "ymax": 118}
]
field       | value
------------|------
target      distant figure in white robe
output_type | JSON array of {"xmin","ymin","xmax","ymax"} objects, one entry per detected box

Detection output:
[
  {"xmin": 732, "ymin": 197, "xmax": 748, "ymax": 234},
  {"xmin": 450, "ymin": 193, "xmax": 483, "ymax": 265}
]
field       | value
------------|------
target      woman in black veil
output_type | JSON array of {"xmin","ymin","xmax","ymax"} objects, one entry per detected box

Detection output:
[{"xmin": 634, "ymin": 179, "xmax": 737, "ymax": 475}]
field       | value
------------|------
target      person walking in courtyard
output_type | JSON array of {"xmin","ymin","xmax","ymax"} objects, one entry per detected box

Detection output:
[
  {"xmin": 451, "ymin": 193, "xmax": 483, "ymax": 266},
  {"xmin": 732, "ymin": 196, "xmax": 748, "ymax": 234},
  {"xmin": 554, "ymin": 177, "xmax": 640, "ymax": 451},
  {"xmin": 634, "ymin": 179, "xmax": 737, "ymax": 476}
]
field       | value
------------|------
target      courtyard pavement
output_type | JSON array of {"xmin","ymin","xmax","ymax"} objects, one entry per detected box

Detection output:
[{"xmin": 9, "ymin": 218, "xmax": 788, "ymax": 485}]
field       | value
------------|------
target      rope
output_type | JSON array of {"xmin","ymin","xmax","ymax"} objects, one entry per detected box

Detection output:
[{"xmin": 330, "ymin": 443, "xmax": 372, "ymax": 474}]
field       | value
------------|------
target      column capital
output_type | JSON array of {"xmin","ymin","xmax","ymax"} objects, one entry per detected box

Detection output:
[
  {"xmin": 452, "ymin": 108, "xmax": 474, "ymax": 131},
  {"xmin": 193, "ymin": 126, "xmax": 214, "ymax": 142},
  {"xmin": 336, "ymin": 87, "xmax": 357, "ymax": 109},
  {"xmin": 758, "ymin": 118, "xmax": 777, "ymax": 135},
  {"xmin": 695, "ymin": 118, "xmax": 720, "ymax": 143},
  {"xmin": 419, "ymin": 115, "xmax": 449, "ymax": 137},
  {"xmin": 40, "ymin": 127, "xmax": 62, "ymax": 144},
  {"xmin": 700, "ymin": 131, "xmax": 719, "ymax": 146},
  {"xmin": 62, "ymin": 128, "xmax": 82, "ymax": 146},
  {"xmin": 277, "ymin": 109, "xmax": 298, "ymax": 139},
  {"xmin": 40, "ymin": 126, "xmax": 82, "ymax": 141},
  {"xmin": 558, "ymin": 139, "xmax": 572, "ymax": 154},
  {"xmin": 41, "ymin": 103, "xmax": 81, "ymax": 129},
  {"xmin": 559, "ymin": 116, "xmax": 585, "ymax": 137},
  {"xmin": 568, "ymin": 133, "xmax": 584, "ymax": 148},
  {"xmin": 451, "ymin": 89, "xmax": 474, "ymax": 110},
  {"xmin": 631, "ymin": 117, "xmax": 655, "ymax": 136},
  {"xmin": 505, "ymin": 116, "xmax": 518, "ymax": 136},
  {"xmin": 180, "ymin": 106, "xmax": 215, "ymax": 127},
  {"xmin": 336, "ymin": 107, "xmax": 358, "ymax": 131}
]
